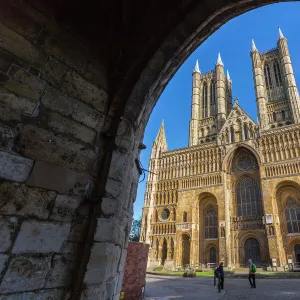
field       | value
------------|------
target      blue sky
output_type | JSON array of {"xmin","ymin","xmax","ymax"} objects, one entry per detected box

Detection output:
[{"xmin": 134, "ymin": 2, "xmax": 300, "ymax": 219}]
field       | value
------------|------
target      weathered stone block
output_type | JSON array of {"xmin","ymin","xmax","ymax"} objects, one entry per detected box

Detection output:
[
  {"xmin": 44, "ymin": 112, "xmax": 96, "ymax": 144},
  {"xmin": 0, "ymin": 151, "xmax": 34, "ymax": 182},
  {"xmin": 0, "ymin": 254, "xmax": 9, "ymax": 274},
  {"xmin": 0, "ymin": 183, "xmax": 56, "ymax": 219},
  {"xmin": 41, "ymin": 85, "xmax": 104, "ymax": 131},
  {"xmin": 105, "ymin": 178, "xmax": 123, "ymax": 199},
  {"xmin": 12, "ymin": 221, "xmax": 71, "ymax": 253},
  {"xmin": 0, "ymin": 23, "xmax": 47, "ymax": 68},
  {"xmin": 0, "ymin": 255, "xmax": 51, "ymax": 293},
  {"xmin": 0, "ymin": 288, "xmax": 68, "ymax": 300},
  {"xmin": 94, "ymin": 218, "xmax": 125, "ymax": 247},
  {"xmin": 45, "ymin": 254, "xmax": 77, "ymax": 288},
  {"xmin": 18, "ymin": 125, "xmax": 97, "ymax": 172},
  {"xmin": 84, "ymin": 242, "xmax": 121, "ymax": 285},
  {"xmin": 0, "ymin": 85, "xmax": 37, "ymax": 116},
  {"xmin": 108, "ymin": 151, "xmax": 129, "ymax": 182},
  {"xmin": 43, "ymin": 31, "xmax": 88, "ymax": 73},
  {"xmin": 50, "ymin": 195, "xmax": 83, "ymax": 221},
  {"xmin": 0, "ymin": 103, "xmax": 22, "ymax": 126},
  {"xmin": 7, "ymin": 65, "xmax": 46, "ymax": 94},
  {"xmin": 0, "ymin": 122, "xmax": 15, "ymax": 149},
  {"xmin": 26, "ymin": 160, "xmax": 91, "ymax": 195},
  {"xmin": 0, "ymin": 4, "xmax": 43, "ymax": 43},
  {"xmin": 62, "ymin": 71, "xmax": 108, "ymax": 112},
  {"xmin": 118, "ymin": 249, "xmax": 128, "ymax": 272},
  {"xmin": 0, "ymin": 217, "xmax": 18, "ymax": 252},
  {"xmin": 101, "ymin": 197, "xmax": 119, "ymax": 215},
  {"xmin": 80, "ymin": 281, "xmax": 114, "ymax": 300}
]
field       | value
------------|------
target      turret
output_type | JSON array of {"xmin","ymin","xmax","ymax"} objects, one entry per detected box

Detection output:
[
  {"xmin": 250, "ymin": 39, "xmax": 268, "ymax": 130},
  {"xmin": 277, "ymin": 28, "xmax": 300, "ymax": 123},
  {"xmin": 140, "ymin": 120, "xmax": 167, "ymax": 244},
  {"xmin": 216, "ymin": 52, "xmax": 226, "ymax": 130},
  {"xmin": 189, "ymin": 59, "xmax": 201, "ymax": 146}
]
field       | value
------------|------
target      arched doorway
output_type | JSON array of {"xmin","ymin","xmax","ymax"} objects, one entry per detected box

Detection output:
[
  {"xmin": 161, "ymin": 238, "xmax": 167, "ymax": 265},
  {"xmin": 210, "ymin": 247, "xmax": 217, "ymax": 264},
  {"xmin": 244, "ymin": 238, "xmax": 261, "ymax": 265},
  {"xmin": 182, "ymin": 234, "xmax": 190, "ymax": 266},
  {"xmin": 294, "ymin": 244, "xmax": 300, "ymax": 262}
]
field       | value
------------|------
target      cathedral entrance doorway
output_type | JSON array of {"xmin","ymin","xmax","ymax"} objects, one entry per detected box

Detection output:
[
  {"xmin": 294, "ymin": 244, "xmax": 300, "ymax": 262},
  {"xmin": 210, "ymin": 247, "xmax": 217, "ymax": 264},
  {"xmin": 161, "ymin": 239, "xmax": 168, "ymax": 265},
  {"xmin": 182, "ymin": 234, "xmax": 190, "ymax": 266},
  {"xmin": 244, "ymin": 238, "xmax": 261, "ymax": 265}
]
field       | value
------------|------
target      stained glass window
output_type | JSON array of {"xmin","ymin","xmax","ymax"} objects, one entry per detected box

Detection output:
[
  {"xmin": 161, "ymin": 208, "xmax": 170, "ymax": 220},
  {"xmin": 285, "ymin": 199, "xmax": 300, "ymax": 233},
  {"xmin": 205, "ymin": 206, "xmax": 218, "ymax": 238},
  {"xmin": 237, "ymin": 177, "xmax": 262, "ymax": 217}
]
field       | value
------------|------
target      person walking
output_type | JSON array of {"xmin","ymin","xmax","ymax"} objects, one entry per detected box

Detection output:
[
  {"xmin": 248, "ymin": 259, "xmax": 256, "ymax": 288},
  {"xmin": 214, "ymin": 262, "xmax": 224, "ymax": 292}
]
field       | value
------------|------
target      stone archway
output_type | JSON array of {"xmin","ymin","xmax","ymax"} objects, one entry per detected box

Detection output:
[
  {"xmin": 0, "ymin": 1, "xmax": 297, "ymax": 299},
  {"xmin": 244, "ymin": 238, "xmax": 261, "ymax": 265},
  {"xmin": 294, "ymin": 244, "xmax": 300, "ymax": 262},
  {"xmin": 181, "ymin": 234, "xmax": 191, "ymax": 266}
]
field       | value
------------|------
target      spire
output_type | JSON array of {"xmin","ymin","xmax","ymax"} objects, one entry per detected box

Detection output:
[
  {"xmin": 278, "ymin": 27, "xmax": 285, "ymax": 40},
  {"xmin": 193, "ymin": 59, "xmax": 200, "ymax": 73},
  {"xmin": 155, "ymin": 119, "xmax": 166, "ymax": 142},
  {"xmin": 227, "ymin": 69, "xmax": 231, "ymax": 82},
  {"xmin": 251, "ymin": 39, "xmax": 258, "ymax": 52},
  {"xmin": 216, "ymin": 52, "xmax": 224, "ymax": 66}
]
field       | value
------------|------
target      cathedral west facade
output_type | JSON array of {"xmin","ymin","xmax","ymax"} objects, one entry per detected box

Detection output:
[{"xmin": 140, "ymin": 28, "xmax": 300, "ymax": 270}]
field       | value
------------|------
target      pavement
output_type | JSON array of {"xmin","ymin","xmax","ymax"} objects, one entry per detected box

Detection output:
[{"xmin": 145, "ymin": 274, "xmax": 300, "ymax": 300}]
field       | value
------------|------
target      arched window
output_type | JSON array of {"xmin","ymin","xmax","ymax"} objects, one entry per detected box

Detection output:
[
  {"xmin": 273, "ymin": 60, "xmax": 282, "ymax": 86},
  {"xmin": 230, "ymin": 127, "xmax": 235, "ymax": 143},
  {"xmin": 281, "ymin": 110, "xmax": 286, "ymax": 121},
  {"xmin": 210, "ymin": 82, "xmax": 216, "ymax": 115},
  {"xmin": 264, "ymin": 64, "xmax": 272, "ymax": 88},
  {"xmin": 205, "ymin": 206, "xmax": 218, "ymax": 239},
  {"xmin": 202, "ymin": 83, "xmax": 208, "ymax": 118},
  {"xmin": 285, "ymin": 199, "xmax": 300, "ymax": 233},
  {"xmin": 273, "ymin": 112, "xmax": 277, "ymax": 122},
  {"xmin": 183, "ymin": 211, "xmax": 187, "ymax": 222},
  {"xmin": 243, "ymin": 123, "xmax": 248, "ymax": 140},
  {"xmin": 237, "ymin": 177, "xmax": 262, "ymax": 217}
]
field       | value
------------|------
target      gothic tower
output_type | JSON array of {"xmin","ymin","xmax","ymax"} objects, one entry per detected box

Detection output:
[
  {"xmin": 251, "ymin": 28, "xmax": 300, "ymax": 130},
  {"xmin": 189, "ymin": 53, "xmax": 232, "ymax": 146},
  {"xmin": 140, "ymin": 121, "xmax": 167, "ymax": 244}
]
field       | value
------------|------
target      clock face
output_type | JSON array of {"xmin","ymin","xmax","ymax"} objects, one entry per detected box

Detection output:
[{"xmin": 161, "ymin": 208, "xmax": 170, "ymax": 220}]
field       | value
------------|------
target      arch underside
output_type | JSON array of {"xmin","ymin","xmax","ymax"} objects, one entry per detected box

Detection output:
[{"xmin": 1, "ymin": 0, "xmax": 300, "ymax": 299}]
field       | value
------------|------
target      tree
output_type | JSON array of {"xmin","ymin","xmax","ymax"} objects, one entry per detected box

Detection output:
[{"xmin": 129, "ymin": 217, "xmax": 142, "ymax": 242}]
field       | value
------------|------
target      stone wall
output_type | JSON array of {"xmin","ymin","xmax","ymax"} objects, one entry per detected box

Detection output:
[
  {"xmin": 0, "ymin": 2, "xmax": 143, "ymax": 299},
  {"xmin": 121, "ymin": 242, "xmax": 149, "ymax": 300}
]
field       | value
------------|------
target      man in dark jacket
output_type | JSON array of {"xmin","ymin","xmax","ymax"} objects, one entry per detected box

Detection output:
[{"xmin": 214, "ymin": 262, "xmax": 224, "ymax": 292}]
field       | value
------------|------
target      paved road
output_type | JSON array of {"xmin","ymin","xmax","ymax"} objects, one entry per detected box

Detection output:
[{"xmin": 145, "ymin": 274, "xmax": 300, "ymax": 300}]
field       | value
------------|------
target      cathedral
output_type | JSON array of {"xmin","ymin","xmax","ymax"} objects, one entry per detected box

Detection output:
[{"xmin": 140, "ymin": 28, "xmax": 300, "ymax": 270}]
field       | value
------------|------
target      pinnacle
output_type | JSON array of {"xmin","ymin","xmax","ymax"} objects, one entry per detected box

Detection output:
[
  {"xmin": 251, "ymin": 38, "xmax": 258, "ymax": 52},
  {"xmin": 227, "ymin": 69, "xmax": 231, "ymax": 81},
  {"xmin": 193, "ymin": 59, "xmax": 200, "ymax": 73},
  {"xmin": 278, "ymin": 27, "xmax": 285, "ymax": 39},
  {"xmin": 216, "ymin": 52, "xmax": 224, "ymax": 66}
]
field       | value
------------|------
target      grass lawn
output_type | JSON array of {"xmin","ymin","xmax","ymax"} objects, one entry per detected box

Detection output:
[{"xmin": 147, "ymin": 270, "xmax": 214, "ymax": 277}]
